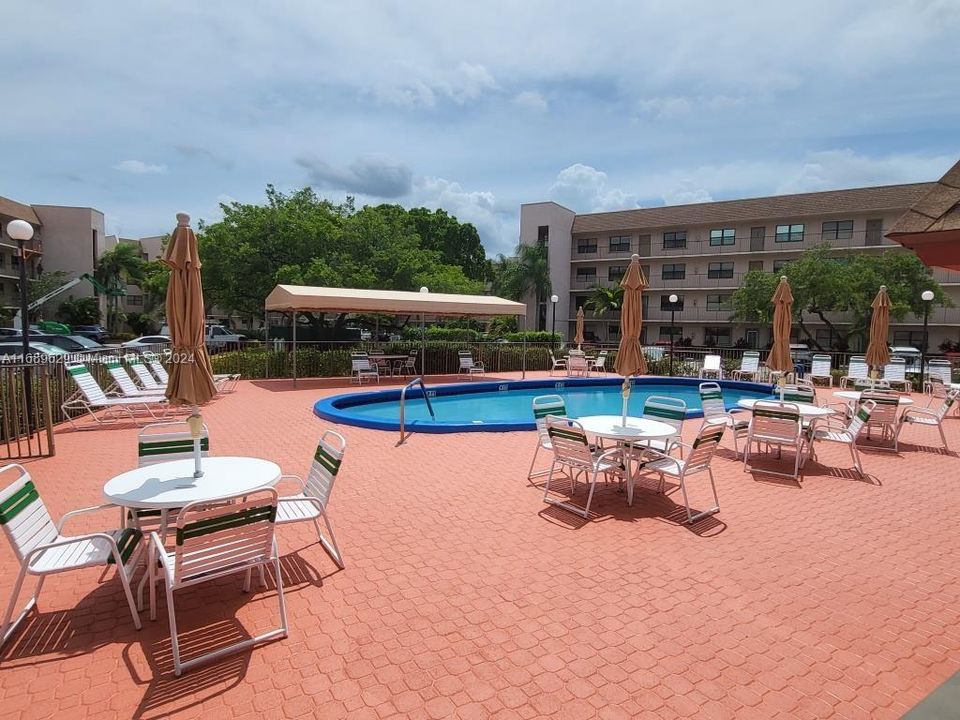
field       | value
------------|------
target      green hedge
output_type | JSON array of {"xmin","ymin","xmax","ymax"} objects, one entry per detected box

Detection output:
[{"xmin": 503, "ymin": 331, "xmax": 562, "ymax": 343}]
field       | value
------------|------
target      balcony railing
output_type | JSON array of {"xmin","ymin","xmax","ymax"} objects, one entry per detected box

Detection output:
[{"xmin": 571, "ymin": 273, "xmax": 745, "ymax": 291}]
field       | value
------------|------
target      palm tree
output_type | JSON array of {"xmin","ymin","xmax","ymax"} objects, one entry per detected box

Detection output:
[
  {"xmin": 96, "ymin": 243, "xmax": 146, "ymax": 334},
  {"xmin": 585, "ymin": 285, "xmax": 624, "ymax": 316},
  {"xmin": 492, "ymin": 241, "xmax": 551, "ymax": 329}
]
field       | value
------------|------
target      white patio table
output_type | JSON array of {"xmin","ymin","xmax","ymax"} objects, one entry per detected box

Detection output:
[
  {"xmin": 576, "ymin": 415, "xmax": 678, "ymax": 506},
  {"xmin": 832, "ymin": 390, "xmax": 914, "ymax": 406},
  {"xmin": 736, "ymin": 398, "xmax": 837, "ymax": 419}
]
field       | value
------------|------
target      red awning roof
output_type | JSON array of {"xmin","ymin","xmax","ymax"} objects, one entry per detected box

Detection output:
[{"xmin": 887, "ymin": 159, "xmax": 960, "ymax": 270}]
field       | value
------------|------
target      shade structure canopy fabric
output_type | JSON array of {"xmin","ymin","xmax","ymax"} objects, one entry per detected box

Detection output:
[
  {"xmin": 163, "ymin": 213, "xmax": 217, "ymax": 407},
  {"xmin": 865, "ymin": 285, "xmax": 891, "ymax": 370},
  {"xmin": 767, "ymin": 275, "xmax": 794, "ymax": 374},
  {"xmin": 887, "ymin": 159, "xmax": 960, "ymax": 271},
  {"xmin": 265, "ymin": 285, "xmax": 526, "ymax": 317}
]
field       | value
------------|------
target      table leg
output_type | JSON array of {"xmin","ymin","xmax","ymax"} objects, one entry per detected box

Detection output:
[{"xmin": 625, "ymin": 449, "xmax": 634, "ymax": 506}]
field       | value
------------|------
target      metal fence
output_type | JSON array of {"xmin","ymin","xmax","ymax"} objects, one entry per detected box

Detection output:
[{"xmin": 0, "ymin": 363, "xmax": 56, "ymax": 459}]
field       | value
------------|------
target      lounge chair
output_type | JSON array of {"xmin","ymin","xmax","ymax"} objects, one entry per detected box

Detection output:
[
  {"xmin": 144, "ymin": 354, "xmax": 170, "ymax": 384},
  {"xmin": 61, "ymin": 363, "xmax": 167, "ymax": 429},
  {"xmin": 528, "ymin": 395, "xmax": 568, "ymax": 480},
  {"xmin": 840, "ymin": 356, "xmax": 868, "ymax": 389},
  {"xmin": 542, "ymin": 416, "xmax": 623, "ymax": 519},
  {"xmin": 897, "ymin": 389, "xmax": 958, "ymax": 450},
  {"xmin": 699, "ymin": 382, "xmax": 749, "ymax": 457},
  {"xmin": 548, "ymin": 351, "xmax": 567, "ymax": 376},
  {"xmin": 147, "ymin": 488, "xmax": 287, "ymax": 676},
  {"xmin": 0, "ymin": 464, "xmax": 143, "ymax": 648},
  {"xmin": 458, "ymin": 351, "xmax": 485, "ymax": 377},
  {"xmin": 351, "ymin": 354, "xmax": 380, "ymax": 384},
  {"xmin": 275, "ymin": 429, "xmax": 347, "ymax": 568},
  {"xmin": 924, "ymin": 359, "xmax": 952, "ymax": 394},
  {"xmin": 882, "ymin": 357, "xmax": 911, "ymax": 392},
  {"xmin": 731, "ymin": 351, "xmax": 760, "ymax": 381},
  {"xmin": 106, "ymin": 359, "xmax": 165, "ymax": 397},
  {"xmin": 743, "ymin": 401, "xmax": 804, "ymax": 481},
  {"xmin": 809, "ymin": 354, "xmax": 833, "ymax": 387},
  {"xmin": 807, "ymin": 400, "xmax": 875, "ymax": 476},
  {"xmin": 699, "ymin": 354, "xmax": 723, "ymax": 379},
  {"xmin": 635, "ymin": 422, "xmax": 724, "ymax": 523},
  {"xmin": 133, "ymin": 354, "xmax": 238, "ymax": 393}
]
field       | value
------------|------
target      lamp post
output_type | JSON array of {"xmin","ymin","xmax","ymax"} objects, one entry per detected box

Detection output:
[
  {"xmin": 6, "ymin": 220, "xmax": 36, "ymax": 429},
  {"xmin": 668, "ymin": 293, "xmax": 679, "ymax": 376},
  {"xmin": 921, "ymin": 289, "xmax": 935, "ymax": 385},
  {"xmin": 550, "ymin": 294, "xmax": 559, "ymax": 350}
]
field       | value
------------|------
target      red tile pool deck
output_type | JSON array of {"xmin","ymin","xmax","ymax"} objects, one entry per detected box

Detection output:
[{"xmin": 1, "ymin": 372, "xmax": 959, "ymax": 719}]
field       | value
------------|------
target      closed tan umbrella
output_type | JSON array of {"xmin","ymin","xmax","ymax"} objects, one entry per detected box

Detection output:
[
  {"xmin": 768, "ymin": 276, "xmax": 794, "ymax": 399},
  {"xmin": 614, "ymin": 254, "xmax": 648, "ymax": 422},
  {"xmin": 575, "ymin": 306, "xmax": 585, "ymax": 349},
  {"xmin": 163, "ymin": 213, "xmax": 217, "ymax": 476},
  {"xmin": 865, "ymin": 285, "xmax": 891, "ymax": 376}
]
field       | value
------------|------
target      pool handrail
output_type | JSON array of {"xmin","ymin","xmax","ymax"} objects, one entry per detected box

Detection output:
[{"xmin": 398, "ymin": 378, "xmax": 436, "ymax": 445}]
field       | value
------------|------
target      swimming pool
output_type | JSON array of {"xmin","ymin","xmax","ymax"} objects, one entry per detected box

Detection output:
[{"xmin": 313, "ymin": 377, "xmax": 774, "ymax": 433}]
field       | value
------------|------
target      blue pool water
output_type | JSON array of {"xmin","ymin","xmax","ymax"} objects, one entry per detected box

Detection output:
[{"xmin": 314, "ymin": 377, "xmax": 773, "ymax": 433}]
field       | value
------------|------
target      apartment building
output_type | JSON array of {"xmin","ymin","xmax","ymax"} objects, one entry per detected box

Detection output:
[
  {"xmin": 520, "ymin": 182, "xmax": 960, "ymax": 351},
  {"xmin": 0, "ymin": 195, "xmax": 106, "ymax": 314},
  {"xmin": 103, "ymin": 234, "xmax": 166, "ymax": 315}
]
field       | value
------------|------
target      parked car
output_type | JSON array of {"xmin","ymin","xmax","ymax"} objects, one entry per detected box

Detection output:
[
  {"xmin": 0, "ymin": 342, "xmax": 69, "ymax": 361},
  {"xmin": 72, "ymin": 325, "xmax": 109, "ymax": 343},
  {"xmin": 0, "ymin": 328, "xmax": 51, "ymax": 338},
  {"xmin": 122, "ymin": 335, "xmax": 171, "ymax": 349},
  {"xmin": 42, "ymin": 334, "xmax": 106, "ymax": 353},
  {"xmin": 160, "ymin": 323, "xmax": 242, "ymax": 351}
]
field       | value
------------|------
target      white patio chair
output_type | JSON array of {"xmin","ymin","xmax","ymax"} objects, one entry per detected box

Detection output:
[
  {"xmin": 731, "ymin": 351, "xmax": 760, "ymax": 381},
  {"xmin": 566, "ymin": 353, "xmax": 589, "ymax": 377},
  {"xmin": 528, "ymin": 395, "xmax": 568, "ymax": 480},
  {"xmin": 807, "ymin": 400, "xmax": 876, "ymax": 476},
  {"xmin": 924, "ymin": 359, "xmax": 952, "ymax": 394},
  {"xmin": 0, "ymin": 464, "xmax": 143, "ymax": 648},
  {"xmin": 351, "ymin": 354, "xmax": 380, "ymax": 384},
  {"xmin": 743, "ymin": 401, "xmax": 804, "ymax": 481},
  {"xmin": 548, "ymin": 351, "xmax": 567, "ymax": 376},
  {"xmin": 275, "ymin": 429, "xmax": 346, "ymax": 568},
  {"xmin": 589, "ymin": 351, "xmax": 608, "ymax": 374},
  {"xmin": 699, "ymin": 354, "xmax": 723, "ymax": 379},
  {"xmin": 857, "ymin": 390, "xmax": 902, "ymax": 452},
  {"xmin": 840, "ymin": 356, "xmax": 868, "ymax": 389},
  {"xmin": 809, "ymin": 354, "xmax": 833, "ymax": 387},
  {"xmin": 61, "ymin": 363, "xmax": 168, "ymax": 429},
  {"xmin": 897, "ymin": 388, "xmax": 959, "ymax": 450},
  {"xmin": 882, "ymin": 357, "xmax": 911, "ymax": 392},
  {"xmin": 635, "ymin": 422, "xmax": 725, "ymax": 523},
  {"xmin": 458, "ymin": 351, "xmax": 485, "ymax": 377},
  {"xmin": 699, "ymin": 382, "xmax": 749, "ymax": 456},
  {"xmin": 148, "ymin": 488, "xmax": 287, "ymax": 676},
  {"xmin": 396, "ymin": 351, "xmax": 418, "ymax": 377},
  {"xmin": 542, "ymin": 416, "xmax": 623, "ymax": 518},
  {"xmin": 639, "ymin": 395, "xmax": 686, "ymax": 456}
]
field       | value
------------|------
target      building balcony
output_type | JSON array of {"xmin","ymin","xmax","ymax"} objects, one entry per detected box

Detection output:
[{"xmin": 570, "ymin": 273, "xmax": 745, "ymax": 291}]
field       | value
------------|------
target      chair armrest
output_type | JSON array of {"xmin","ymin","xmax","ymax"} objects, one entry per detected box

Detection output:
[
  {"xmin": 150, "ymin": 531, "xmax": 174, "ymax": 571},
  {"xmin": 56, "ymin": 503, "xmax": 120, "ymax": 532},
  {"xmin": 25, "ymin": 532, "xmax": 119, "ymax": 564},
  {"xmin": 594, "ymin": 447, "xmax": 624, "ymax": 465},
  {"xmin": 278, "ymin": 473, "xmax": 307, "ymax": 492},
  {"xmin": 901, "ymin": 408, "xmax": 937, "ymax": 420}
]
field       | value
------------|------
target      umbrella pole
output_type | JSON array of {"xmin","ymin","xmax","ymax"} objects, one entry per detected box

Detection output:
[
  {"xmin": 621, "ymin": 376, "xmax": 631, "ymax": 425},
  {"xmin": 187, "ymin": 406, "xmax": 204, "ymax": 478}
]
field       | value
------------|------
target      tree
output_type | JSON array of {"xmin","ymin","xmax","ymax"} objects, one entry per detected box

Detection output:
[
  {"xmin": 731, "ymin": 245, "xmax": 948, "ymax": 349},
  {"xmin": 585, "ymin": 285, "xmax": 623, "ymax": 316},
  {"xmin": 491, "ymin": 241, "xmax": 551, "ymax": 329},
  {"xmin": 57, "ymin": 297, "xmax": 101, "ymax": 326},
  {"xmin": 408, "ymin": 207, "xmax": 487, "ymax": 282},
  {"xmin": 96, "ymin": 243, "xmax": 146, "ymax": 334}
]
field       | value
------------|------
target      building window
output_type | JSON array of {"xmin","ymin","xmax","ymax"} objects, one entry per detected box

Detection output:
[
  {"xmin": 815, "ymin": 329, "xmax": 844, "ymax": 349},
  {"xmin": 576, "ymin": 267, "xmax": 596, "ymax": 280},
  {"xmin": 658, "ymin": 326, "xmax": 682, "ymax": 342},
  {"xmin": 641, "ymin": 265, "xmax": 651, "ymax": 282},
  {"xmin": 822, "ymin": 220, "xmax": 854, "ymax": 241},
  {"xmin": 574, "ymin": 296, "xmax": 588, "ymax": 311},
  {"xmin": 537, "ymin": 225, "xmax": 549, "ymax": 244},
  {"xmin": 709, "ymin": 228, "xmax": 735, "ymax": 246},
  {"xmin": 577, "ymin": 238, "xmax": 597, "ymax": 254},
  {"xmin": 609, "ymin": 235, "xmax": 631, "ymax": 252},
  {"xmin": 127, "ymin": 294, "xmax": 143, "ymax": 306},
  {"xmin": 661, "ymin": 263, "xmax": 686, "ymax": 280},
  {"xmin": 707, "ymin": 262, "xmax": 734, "ymax": 279},
  {"xmin": 608, "ymin": 265, "xmax": 626, "ymax": 282},
  {"xmin": 773, "ymin": 260, "xmax": 790, "ymax": 273},
  {"xmin": 662, "ymin": 231, "xmax": 687, "ymax": 249},
  {"xmin": 704, "ymin": 327, "xmax": 732, "ymax": 346},
  {"xmin": 748, "ymin": 260, "xmax": 763, "ymax": 272},
  {"xmin": 775, "ymin": 223, "xmax": 804, "ymax": 242},
  {"xmin": 11, "ymin": 255, "xmax": 19, "ymax": 268},
  {"xmin": 660, "ymin": 295, "xmax": 684, "ymax": 311},
  {"xmin": 892, "ymin": 330, "xmax": 925, "ymax": 348},
  {"xmin": 0, "ymin": 255, "xmax": 4, "ymax": 268},
  {"xmin": 706, "ymin": 294, "xmax": 731, "ymax": 311}
]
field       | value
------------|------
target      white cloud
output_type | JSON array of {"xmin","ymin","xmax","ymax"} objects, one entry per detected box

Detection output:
[
  {"xmin": 549, "ymin": 164, "xmax": 640, "ymax": 213},
  {"xmin": 414, "ymin": 176, "xmax": 516, "ymax": 256},
  {"xmin": 777, "ymin": 149, "xmax": 953, "ymax": 194},
  {"xmin": 636, "ymin": 96, "xmax": 692, "ymax": 120},
  {"xmin": 295, "ymin": 154, "xmax": 413, "ymax": 197},
  {"xmin": 513, "ymin": 90, "xmax": 548, "ymax": 112},
  {"xmin": 112, "ymin": 159, "xmax": 167, "ymax": 175},
  {"xmin": 370, "ymin": 62, "xmax": 497, "ymax": 108},
  {"xmin": 662, "ymin": 179, "xmax": 713, "ymax": 205}
]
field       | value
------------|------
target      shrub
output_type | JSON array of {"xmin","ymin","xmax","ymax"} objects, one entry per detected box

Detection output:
[
  {"xmin": 424, "ymin": 327, "xmax": 481, "ymax": 342},
  {"xmin": 503, "ymin": 331, "xmax": 562, "ymax": 343}
]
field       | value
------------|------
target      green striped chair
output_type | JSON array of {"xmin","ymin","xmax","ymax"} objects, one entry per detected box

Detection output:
[
  {"xmin": 61, "ymin": 362, "xmax": 168, "ymax": 429},
  {"xmin": 808, "ymin": 400, "xmax": 876, "ymax": 476},
  {"xmin": 636, "ymin": 421, "xmax": 725, "ymax": 523},
  {"xmin": 543, "ymin": 416, "xmax": 624, "ymax": 518},
  {"xmin": 275, "ymin": 430, "xmax": 347, "ymax": 568},
  {"xmin": 859, "ymin": 390, "xmax": 903, "ymax": 451},
  {"xmin": 743, "ymin": 401, "xmax": 805, "ymax": 480},
  {"xmin": 699, "ymin": 382, "xmax": 749, "ymax": 457},
  {"xmin": 147, "ymin": 487, "xmax": 286, "ymax": 676},
  {"xmin": 640, "ymin": 396, "xmax": 686, "ymax": 456},
  {"xmin": 106, "ymin": 358, "xmax": 167, "ymax": 398},
  {"xmin": 897, "ymin": 388, "xmax": 958, "ymax": 450},
  {"xmin": 0, "ymin": 464, "xmax": 143, "ymax": 648},
  {"xmin": 528, "ymin": 395, "xmax": 568, "ymax": 480}
]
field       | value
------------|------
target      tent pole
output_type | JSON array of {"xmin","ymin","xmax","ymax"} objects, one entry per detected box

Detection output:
[
  {"xmin": 292, "ymin": 310, "xmax": 298, "ymax": 387},
  {"xmin": 263, "ymin": 309, "xmax": 270, "ymax": 380},
  {"xmin": 522, "ymin": 313, "xmax": 527, "ymax": 380},
  {"xmin": 420, "ymin": 313, "xmax": 425, "ymax": 380}
]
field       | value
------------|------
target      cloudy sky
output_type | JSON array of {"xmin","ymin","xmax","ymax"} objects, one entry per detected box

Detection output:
[{"xmin": 2, "ymin": 1, "xmax": 958, "ymax": 256}]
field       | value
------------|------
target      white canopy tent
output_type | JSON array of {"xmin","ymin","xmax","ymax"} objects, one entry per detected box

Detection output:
[{"xmin": 264, "ymin": 284, "xmax": 529, "ymax": 382}]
